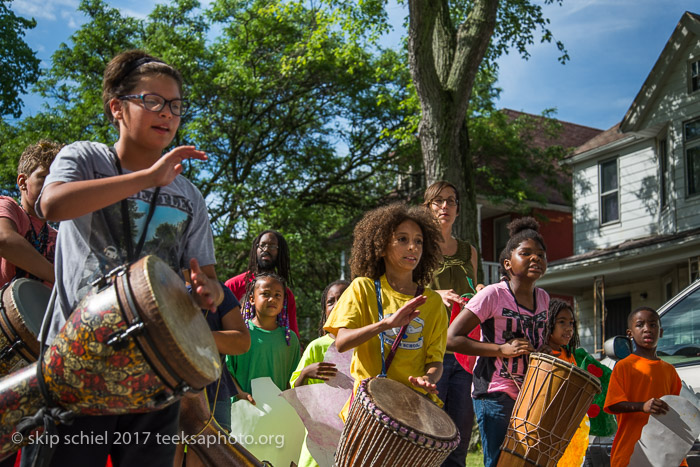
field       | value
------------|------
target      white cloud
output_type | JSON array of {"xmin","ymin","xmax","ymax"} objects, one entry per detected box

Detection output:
[{"xmin": 13, "ymin": 0, "xmax": 79, "ymax": 21}]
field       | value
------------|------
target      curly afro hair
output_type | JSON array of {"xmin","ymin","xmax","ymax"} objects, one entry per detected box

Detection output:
[
  {"xmin": 349, "ymin": 203, "xmax": 442, "ymax": 286},
  {"xmin": 498, "ymin": 216, "xmax": 547, "ymax": 277}
]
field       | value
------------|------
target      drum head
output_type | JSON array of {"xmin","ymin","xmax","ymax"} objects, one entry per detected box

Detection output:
[
  {"xmin": 530, "ymin": 353, "xmax": 602, "ymax": 393},
  {"xmin": 367, "ymin": 377, "xmax": 457, "ymax": 440},
  {"xmin": 10, "ymin": 279, "xmax": 51, "ymax": 336},
  {"xmin": 133, "ymin": 256, "xmax": 220, "ymax": 388}
]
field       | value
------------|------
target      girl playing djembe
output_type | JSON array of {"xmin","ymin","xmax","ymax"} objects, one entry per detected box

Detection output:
[
  {"xmin": 324, "ymin": 203, "xmax": 448, "ymax": 421},
  {"xmin": 447, "ymin": 217, "xmax": 550, "ymax": 467}
]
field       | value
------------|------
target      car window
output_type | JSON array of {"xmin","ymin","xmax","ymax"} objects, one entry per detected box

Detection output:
[{"xmin": 657, "ymin": 284, "xmax": 700, "ymax": 366}]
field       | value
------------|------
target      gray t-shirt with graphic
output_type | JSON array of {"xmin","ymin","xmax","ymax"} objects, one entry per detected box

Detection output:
[{"xmin": 37, "ymin": 141, "xmax": 216, "ymax": 343}]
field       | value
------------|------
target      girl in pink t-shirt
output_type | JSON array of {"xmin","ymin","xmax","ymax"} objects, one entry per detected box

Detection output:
[{"xmin": 447, "ymin": 217, "xmax": 550, "ymax": 467}]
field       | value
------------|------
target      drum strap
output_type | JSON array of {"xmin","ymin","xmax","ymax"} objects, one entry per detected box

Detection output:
[
  {"xmin": 374, "ymin": 280, "xmax": 424, "ymax": 377},
  {"xmin": 111, "ymin": 147, "xmax": 161, "ymax": 262}
]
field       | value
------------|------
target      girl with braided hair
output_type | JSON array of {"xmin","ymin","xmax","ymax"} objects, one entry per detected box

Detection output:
[
  {"xmin": 225, "ymin": 230, "xmax": 299, "ymax": 336},
  {"xmin": 226, "ymin": 272, "xmax": 300, "ymax": 404}
]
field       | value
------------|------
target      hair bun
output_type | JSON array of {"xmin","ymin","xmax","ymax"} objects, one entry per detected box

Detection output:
[{"xmin": 507, "ymin": 217, "xmax": 540, "ymax": 236}]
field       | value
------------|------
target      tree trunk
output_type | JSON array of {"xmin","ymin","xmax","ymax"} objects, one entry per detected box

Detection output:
[{"xmin": 407, "ymin": 0, "xmax": 498, "ymax": 257}]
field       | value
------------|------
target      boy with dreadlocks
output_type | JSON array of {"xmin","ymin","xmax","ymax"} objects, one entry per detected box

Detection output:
[
  {"xmin": 225, "ymin": 230, "xmax": 299, "ymax": 336},
  {"xmin": 226, "ymin": 272, "xmax": 301, "ymax": 404}
]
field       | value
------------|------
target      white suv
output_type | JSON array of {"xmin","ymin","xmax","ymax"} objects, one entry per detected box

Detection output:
[{"xmin": 656, "ymin": 279, "xmax": 700, "ymax": 393}]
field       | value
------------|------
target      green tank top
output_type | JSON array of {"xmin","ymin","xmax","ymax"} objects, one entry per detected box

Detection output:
[{"xmin": 429, "ymin": 239, "xmax": 476, "ymax": 318}]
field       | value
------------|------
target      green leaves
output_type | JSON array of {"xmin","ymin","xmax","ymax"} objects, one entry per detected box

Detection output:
[{"xmin": 0, "ymin": 0, "xmax": 40, "ymax": 119}]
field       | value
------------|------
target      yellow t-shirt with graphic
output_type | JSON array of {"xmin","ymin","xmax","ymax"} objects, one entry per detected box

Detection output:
[{"xmin": 324, "ymin": 275, "xmax": 447, "ymax": 420}]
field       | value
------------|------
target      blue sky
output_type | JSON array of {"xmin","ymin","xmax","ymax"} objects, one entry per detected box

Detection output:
[{"xmin": 11, "ymin": 0, "xmax": 700, "ymax": 131}]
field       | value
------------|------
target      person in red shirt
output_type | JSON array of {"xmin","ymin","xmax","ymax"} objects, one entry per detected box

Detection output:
[
  {"xmin": 604, "ymin": 306, "xmax": 684, "ymax": 467},
  {"xmin": 225, "ymin": 230, "xmax": 299, "ymax": 336},
  {"xmin": 0, "ymin": 140, "xmax": 61, "ymax": 286}
]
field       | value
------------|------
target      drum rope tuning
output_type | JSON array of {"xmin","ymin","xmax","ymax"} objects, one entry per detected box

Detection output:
[{"xmin": 0, "ymin": 283, "xmax": 35, "ymax": 363}]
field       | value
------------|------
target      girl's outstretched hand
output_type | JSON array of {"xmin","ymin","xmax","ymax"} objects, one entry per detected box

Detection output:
[
  {"xmin": 384, "ymin": 295, "xmax": 426, "ymax": 329},
  {"xmin": 408, "ymin": 375, "xmax": 438, "ymax": 394},
  {"xmin": 302, "ymin": 362, "xmax": 338, "ymax": 382},
  {"xmin": 436, "ymin": 289, "xmax": 461, "ymax": 307},
  {"xmin": 149, "ymin": 146, "xmax": 206, "ymax": 187}
]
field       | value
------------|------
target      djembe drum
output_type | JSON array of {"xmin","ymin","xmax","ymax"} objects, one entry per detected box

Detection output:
[
  {"xmin": 0, "ymin": 279, "xmax": 51, "ymax": 375},
  {"xmin": 498, "ymin": 353, "xmax": 601, "ymax": 467},
  {"xmin": 335, "ymin": 377, "xmax": 460, "ymax": 467},
  {"xmin": 0, "ymin": 255, "xmax": 221, "ymax": 460}
]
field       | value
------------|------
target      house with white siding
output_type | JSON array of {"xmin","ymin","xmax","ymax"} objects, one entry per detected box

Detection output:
[{"xmin": 538, "ymin": 11, "xmax": 700, "ymax": 356}]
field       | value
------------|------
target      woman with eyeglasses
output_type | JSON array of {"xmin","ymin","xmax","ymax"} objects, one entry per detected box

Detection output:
[{"xmin": 423, "ymin": 180, "xmax": 483, "ymax": 467}]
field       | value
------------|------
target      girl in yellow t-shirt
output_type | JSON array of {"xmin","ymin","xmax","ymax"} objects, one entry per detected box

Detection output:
[{"xmin": 324, "ymin": 203, "xmax": 448, "ymax": 420}]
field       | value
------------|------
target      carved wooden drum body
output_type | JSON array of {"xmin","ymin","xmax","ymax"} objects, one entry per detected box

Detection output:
[
  {"xmin": 0, "ymin": 279, "xmax": 51, "ymax": 376},
  {"xmin": 336, "ymin": 377, "xmax": 460, "ymax": 467},
  {"xmin": 498, "ymin": 353, "xmax": 601, "ymax": 467}
]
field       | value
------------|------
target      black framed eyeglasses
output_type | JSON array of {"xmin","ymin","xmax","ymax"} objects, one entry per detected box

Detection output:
[
  {"xmin": 118, "ymin": 93, "xmax": 190, "ymax": 116},
  {"xmin": 257, "ymin": 243, "xmax": 279, "ymax": 251},
  {"xmin": 431, "ymin": 197, "xmax": 458, "ymax": 207}
]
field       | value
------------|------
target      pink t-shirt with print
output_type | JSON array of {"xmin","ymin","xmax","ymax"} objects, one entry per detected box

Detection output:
[{"xmin": 467, "ymin": 280, "xmax": 550, "ymax": 400}]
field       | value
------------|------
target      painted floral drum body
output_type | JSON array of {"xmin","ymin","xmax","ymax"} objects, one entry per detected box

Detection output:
[
  {"xmin": 42, "ymin": 255, "xmax": 221, "ymax": 415},
  {"xmin": 0, "ymin": 279, "xmax": 51, "ymax": 376},
  {"xmin": 0, "ymin": 363, "xmax": 43, "ymax": 459},
  {"xmin": 335, "ymin": 377, "xmax": 459, "ymax": 466}
]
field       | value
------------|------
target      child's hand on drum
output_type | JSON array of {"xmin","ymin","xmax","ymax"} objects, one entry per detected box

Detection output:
[
  {"xmin": 189, "ymin": 258, "xmax": 221, "ymax": 312},
  {"xmin": 408, "ymin": 375, "xmax": 439, "ymax": 394},
  {"xmin": 384, "ymin": 295, "xmax": 426, "ymax": 328},
  {"xmin": 499, "ymin": 338, "xmax": 535, "ymax": 358}
]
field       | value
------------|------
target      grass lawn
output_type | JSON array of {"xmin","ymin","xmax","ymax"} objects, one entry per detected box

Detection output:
[{"xmin": 465, "ymin": 450, "xmax": 484, "ymax": 467}]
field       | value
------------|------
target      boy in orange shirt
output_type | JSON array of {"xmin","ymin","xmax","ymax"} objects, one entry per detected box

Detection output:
[{"xmin": 604, "ymin": 306, "xmax": 683, "ymax": 467}]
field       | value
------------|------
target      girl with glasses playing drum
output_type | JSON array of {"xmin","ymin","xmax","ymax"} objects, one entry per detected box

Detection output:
[
  {"xmin": 447, "ymin": 217, "xmax": 549, "ymax": 467},
  {"xmin": 34, "ymin": 50, "xmax": 224, "ymax": 467},
  {"xmin": 324, "ymin": 203, "xmax": 448, "ymax": 421}
]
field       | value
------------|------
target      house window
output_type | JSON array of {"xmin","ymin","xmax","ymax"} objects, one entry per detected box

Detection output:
[
  {"xmin": 659, "ymin": 138, "xmax": 669, "ymax": 208},
  {"xmin": 691, "ymin": 60, "xmax": 700, "ymax": 93},
  {"xmin": 684, "ymin": 119, "xmax": 700, "ymax": 195},
  {"xmin": 599, "ymin": 159, "xmax": 619, "ymax": 224},
  {"xmin": 691, "ymin": 256, "xmax": 700, "ymax": 283}
]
